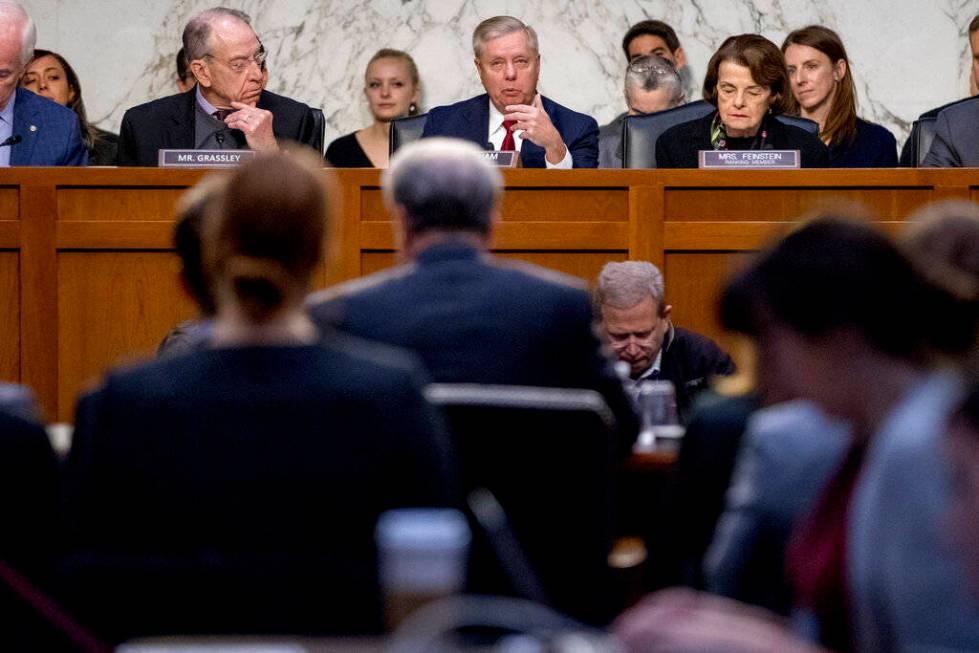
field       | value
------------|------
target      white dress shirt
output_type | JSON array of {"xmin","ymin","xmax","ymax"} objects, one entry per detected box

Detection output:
[
  {"xmin": 0, "ymin": 91, "xmax": 17, "ymax": 167},
  {"xmin": 487, "ymin": 99, "xmax": 572, "ymax": 169}
]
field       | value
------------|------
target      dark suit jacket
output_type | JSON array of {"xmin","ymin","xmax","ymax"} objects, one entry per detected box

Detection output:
[
  {"xmin": 922, "ymin": 96, "xmax": 979, "ymax": 167},
  {"xmin": 421, "ymin": 93, "xmax": 600, "ymax": 168},
  {"xmin": 307, "ymin": 242, "xmax": 637, "ymax": 454},
  {"xmin": 659, "ymin": 326, "xmax": 737, "ymax": 423},
  {"xmin": 9, "ymin": 87, "xmax": 88, "ymax": 166},
  {"xmin": 655, "ymin": 113, "xmax": 830, "ymax": 168},
  {"xmin": 60, "ymin": 339, "xmax": 457, "ymax": 642},
  {"xmin": 116, "ymin": 89, "xmax": 319, "ymax": 166},
  {"xmin": 0, "ymin": 406, "xmax": 62, "ymax": 651}
]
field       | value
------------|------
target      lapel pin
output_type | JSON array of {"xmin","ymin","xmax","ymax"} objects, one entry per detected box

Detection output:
[{"xmin": 29, "ymin": 124, "xmax": 36, "ymax": 132}]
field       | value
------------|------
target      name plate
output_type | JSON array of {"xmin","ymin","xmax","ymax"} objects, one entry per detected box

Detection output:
[
  {"xmin": 699, "ymin": 150, "xmax": 800, "ymax": 169},
  {"xmin": 477, "ymin": 150, "xmax": 519, "ymax": 167},
  {"xmin": 158, "ymin": 149, "xmax": 257, "ymax": 168}
]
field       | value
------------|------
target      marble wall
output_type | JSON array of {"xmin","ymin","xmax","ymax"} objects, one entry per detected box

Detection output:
[{"xmin": 21, "ymin": 0, "xmax": 979, "ymax": 147}]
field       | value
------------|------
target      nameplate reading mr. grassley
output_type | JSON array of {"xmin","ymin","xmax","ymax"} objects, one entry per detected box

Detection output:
[
  {"xmin": 699, "ymin": 150, "xmax": 800, "ymax": 169},
  {"xmin": 477, "ymin": 150, "xmax": 519, "ymax": 167},
  {"xmin": 158, "ymin": 149, "xmax": 258, "ymax": 168}
]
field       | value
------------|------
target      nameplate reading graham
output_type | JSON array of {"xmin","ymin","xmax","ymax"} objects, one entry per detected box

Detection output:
[
  {"xmin": 698, "ymin": 150, "xmax": 800, "ymax": 169},
  {"xmin": 477, "ymin": 150, "xmax": 519, "ymax": 167},
  {"xmin": 158, "ymin": 149, "xmax": 258, "ymax": 168}
]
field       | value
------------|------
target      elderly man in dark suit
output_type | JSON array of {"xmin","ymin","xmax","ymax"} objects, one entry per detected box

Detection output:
[
  {"xmin": 0, "ymin": 2, "xmax": 86, "ymax": 166},
  {"xmin": 117, "ymin": 7, "xmax": 318, "ymax": 166},
  {"xmin": 420, "ymin": 16, "xmax": 599, "ymax": 168},
  {"xmin": 307, "ymin": 137, "xmax": 634, "ymax": 450}
]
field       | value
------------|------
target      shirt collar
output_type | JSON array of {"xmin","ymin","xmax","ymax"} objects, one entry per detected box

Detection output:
[
  {"xmin": 0, "ymin": 89, "xmax": 17, "ymax": 125},
  {"xmin": 636, "ymin": 349, "xmax": 663, "ymax": 382},
  {"xmin": 195, "ymin": 85, "xmax": 220, "ymax": 116},
  {"xmin": 488, "ymin": 98, "xmax": 507, "ymax": 136}
]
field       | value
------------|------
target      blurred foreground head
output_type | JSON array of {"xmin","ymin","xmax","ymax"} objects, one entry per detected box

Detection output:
[
  {"xmin": 720, "ymin": 215, "xmax": 970, "ymax": 427},
  {"xmin": 383, "ymin": 137, "xmax": 502, "ymax": 255},
  {"xmin": 902, "ymin": 200, "xmax": 979, "ymax": 371},
  {"xmin": 204, "ymin": 149, "xmax": 330, "ymax": 324}
]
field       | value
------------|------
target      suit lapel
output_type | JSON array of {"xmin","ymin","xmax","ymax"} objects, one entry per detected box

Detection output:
[
  {"xmin": 11, "ymin": 88, "xmax": 38, "ymax": 166},
  {"xmin": 166, "ymin": 91, "xmax": 197, "ymax": 149},
  {"xmin": 462, "ymin": 94, "xmax": 492, "ymax": 150}
]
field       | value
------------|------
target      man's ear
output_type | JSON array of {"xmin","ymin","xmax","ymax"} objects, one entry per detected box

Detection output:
[
  {"xmin": 191, "ymin": 60, "xmax": 210, "ymax": 88},
  {"xmin": 662, "ymin": 303, "xmax": 673, "ymax": 321},
  {"xmin": 672, "ymin": 47, "xmax": 686, "ymax": 70}
]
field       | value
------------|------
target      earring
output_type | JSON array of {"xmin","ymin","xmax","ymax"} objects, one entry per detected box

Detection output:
[{"xmin": 408, "ymin": 103, "xmax": 418, "ymax": 116}]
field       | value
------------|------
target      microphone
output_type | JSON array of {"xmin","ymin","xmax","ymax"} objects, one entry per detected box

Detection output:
[
  {"xmin": 0, "ymin": 135, "xmax": 21, "ymax": 148},
  {"xmin": 215, "ymin": 131, "xmax": 225, "ymax": 146}
]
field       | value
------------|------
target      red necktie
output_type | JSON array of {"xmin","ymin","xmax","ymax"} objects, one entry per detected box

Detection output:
[{"xmin": 500, "ymin": 119, "xmax": 517, "ymax": 151}]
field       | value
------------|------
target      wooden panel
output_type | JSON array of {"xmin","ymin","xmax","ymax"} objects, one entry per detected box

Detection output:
[
  {"xmin": 0, "ymin": 187, "xmax": 18, "ymax": 219},
  {"xmin": 58, "ymin": 187, "xmax": 188, "ymax": 221},
  {"xmin": 495, "ymin": 251, "xmax": 628, "ymax": 281},
  {"xmin": 56, "ymin": 221, "xmax": 175, "ymax": 249},
  {"xmin": 664, "ymin": 188, "xmax": 801, "ymax": 221},
  {"xmin": 57, "ymin": 252, "xmax": 198, "ymax": 422},
  {"xmin": 360, "ymin": 250, "xmax": 627, "ymax": 283},
  {"xmin": 0, "ymin": 251, "xmax": 19, "ymax": 383},
  {"xmin": 796, "ymin": 187, "xmax": 934, "ymax": 218},
  {"xmin": 0, "ymin": 220, "xmax": 18, "ymax": 247},
  {"xmin": 359, "ymin": 186, "xmax": 630, "ymax": 222},
  {"xmin": 665, "ymin": 251, "xmax": 754, "ymax": 354}
]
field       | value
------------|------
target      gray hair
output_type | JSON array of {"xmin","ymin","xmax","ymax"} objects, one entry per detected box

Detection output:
[
  {"xmin": 595, "ymin": 261, "xmax": 666, "ymax": 313},
  {"xmin": 382, "ymin": 138, "xmax": 502, "ymax": 237},
  {"xmin": 473, "ymin": 15, "xmax": 539, "ymax": 58},
  {"xmin": 624, "ymin": 53, "xmax": 685, "ymax": 107},
  {"xmin": 0, "ymin": 1, "xmax": 35, "ymax": 65},
  {"xmin": 183, "ymin": 7, "xmax": 253, "ymax": 61}
]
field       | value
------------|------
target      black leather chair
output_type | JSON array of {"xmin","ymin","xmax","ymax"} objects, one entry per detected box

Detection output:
[
  {"xmin": 624, "ymin": 103, "xmax": 820, "ymax": 168},
  {"xmin": 900, "ymin": 96, "xmax": 979, "ymax": 167},
  {"xmin": 424, "ymin": 383, "xmax": 619, "ymax": 626},
  {"xmin": 774, "ymin": 114, "xmax": 819, "ymax": 134},
  {"xmin": 622, "ymin": 100, "xmax": 713, "ymax": 168},
  {"xmin": 309, "ymin": 107, "xmax": 326, "ymax": 155},
  {"xmin": 389, "ymin": 113, "xmax": 429, "ymax": 155}
]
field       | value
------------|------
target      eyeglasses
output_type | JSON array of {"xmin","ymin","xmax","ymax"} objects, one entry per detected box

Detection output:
[{"xmin": 204, "ymin": 44, "xmax": 267, "ymax": 75}]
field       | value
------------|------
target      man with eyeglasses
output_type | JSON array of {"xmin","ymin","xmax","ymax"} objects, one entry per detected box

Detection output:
[
  {"xmin": 594, "ymin": 260, "xmax": 734, "ymax": 423},
  {"xmin": 118, "ymin": 7, "xmax": 319, "ymax": 166},
  {"xmin": 598, "ymin": 54, "xmax": 685, "ymax": 168}
]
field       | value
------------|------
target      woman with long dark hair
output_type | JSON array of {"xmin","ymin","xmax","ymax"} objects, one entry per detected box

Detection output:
[
  {"xmin": 21, "ymin": 49, "xmax": 118, "ymax": 165},
  {"xmin": 782, "ymin": 26, "xmax": 897, "ymax": 167}
]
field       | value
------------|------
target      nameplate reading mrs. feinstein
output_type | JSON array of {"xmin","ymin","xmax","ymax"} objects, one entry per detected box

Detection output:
[
  {"xmin": 698, "ymin": 150, "xmax": 800, "ymax": 169},
  {"xmin": 477, "ymin": 150, "xmax": 519, "ymax": 167},
  {"xmin": 158, "ymin": 149, "xmax": 258, "ymax": 168}
]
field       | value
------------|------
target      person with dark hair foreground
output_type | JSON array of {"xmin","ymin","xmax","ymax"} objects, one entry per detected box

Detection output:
[
  {"xmin": 155, "ymin": 174, "xmax": 226, "ymax": 357},
  {"xmin": 21, "ymin": 49, "xmax": 118, "ymax": 165},
  {"xmin": 782, "ymin": 26, "xmax": 896, "ymax": 167},
  {"xmin": 60, "ymin": 151, "xmax": 457, "ymax": 643},
  {"xmin": 656, "ymin": 34, "xmax": 828, "ymax": 168},
  {"xmin": 616, "ymin": 213, "xmax": 977, "ymax": 652}
]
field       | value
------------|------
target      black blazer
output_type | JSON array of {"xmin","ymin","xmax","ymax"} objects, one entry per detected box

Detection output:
[
  {"xmin": 116, "ymin": 89, "xmax": 320, "ymax": 166},
  {"xmin": 60, "ymin": 339, "xmax": 457, "ymax": 642},
  {"xmin": 655, "ymin": 113, "xmax": 830, "ymax": 168},
  {"xmin": 307, "ymin": 242, "xmax": 638, "ymax": 455}
]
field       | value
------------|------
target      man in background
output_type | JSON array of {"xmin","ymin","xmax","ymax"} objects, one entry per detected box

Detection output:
[
  {"xmin": 421, "ymin": 15, "xmax": 599, "ymax": 168},
  {"xmin": 599, "ymin": 54, "xmax": 685, "ymax": 167},
  {"xmin": 0, "ymin": 1, "xmax": 86, "ymax": 166},
  {"xmin": 594, "ymin": 260, "xmax": 735, "ymax": 422},
  {"xmin": 118, "ymin": 7, "xmax": 318, "ymax": 165}
]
